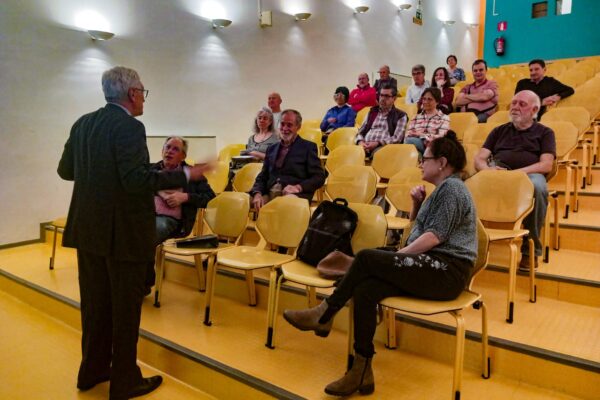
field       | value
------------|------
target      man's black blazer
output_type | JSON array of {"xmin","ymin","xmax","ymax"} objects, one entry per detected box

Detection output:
[
  {"xmin": 251, "ymin": 136, "xmax": 326, "ymax": 200},
  {"xmin": 58, "ymin": 104, "xmax": 187, "ymax": 262}
]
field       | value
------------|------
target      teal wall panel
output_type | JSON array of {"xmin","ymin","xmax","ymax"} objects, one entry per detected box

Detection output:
[{"xmin": 483, "ymin": 0, "xmax": 600, "ymax": 66}]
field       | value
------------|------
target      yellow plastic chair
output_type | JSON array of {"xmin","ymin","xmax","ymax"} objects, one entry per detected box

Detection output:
[
  {"xmin": 449, "ymin": 112, "xmax": 478, "ymax": 142},
  {"xmin": 556, "ymin": 92, "xmax": 600, "ymax": 166},
  {"xmin": 205, "ymin": 161, "xmax": 230, "ymax": 194},
  {"xmin": 153, "ymin": 192, "xmax": 250, "ymax": 309},
  {"xmin": 557, "ymin": 70, "xmax": 587, "ymax": 88},
  {"xmin": 324, "ymin": 127, "xmax": 358, "ymax": 156},
  {"xmin": 398, "ymin": 85, "xmax": 408, "ymax": 97},
  {"xmin": 355, "ymin": 107, "xmax": 371, "ymax": 128},
  {"xmin": 372, "ymin": 220, "xmax": 490, "ymax": 400},
  {"xmin": 463, "ymin": 143, "xmax": 480, "ymax": 179},
  {"xmin": 232, "ymin": 162, "xmax": 263, "ymax": 193},
  {"xmin": 325, "ymin": 165, "xmax": 378, "ymax": 204},
  {"xmin": 541, "ymin": 106, "xmax": 592, "ymax": 187},
  {"xmin": 268, "ymin": 202, "xmax": 387, "ymax": 348},
  {"xmin": 301, "ymin": 119, "xmax": 321, "ymax": 130},
  {"xmin": 298, "ymin": 127, "xmax": 324, "ymax": 157},
  {"xmin": 217, "ymin": 144, "xmax": 246, "ymax": 164},
  {"xmin": 487, "ymin": 110, "xmax": 510, "ymax": 124},
  {"xmin": 215, "ymin": 196, "xmax": 310, "ymax": 331},
  {"xmin": 371, "ymin": 144, "xmax": 420, "ymax": 191},
  {"xmin": 466, "ymin": 170, "xmax": 535, "ymax": 323},
  {"xmin": 325, "ymin": 145, "xmax": 365, "ymax": 175},
  {"xmin": 462, "ymin": 122, "xmax": 503, "ymax": 147},
  {"xmin": 546, "ymin": 63, "xmax": 567, "ymax": 77},
  {"xmin": 48, "ymin": 217, "xmax": 67, "ymax": 270},
  {"xmin": 553, "ymin": 58, "xmax": 577, "ymax": 69},
  {"xmin": 394, "ymin": 102, "xmax": 418, "ymax": 120}
]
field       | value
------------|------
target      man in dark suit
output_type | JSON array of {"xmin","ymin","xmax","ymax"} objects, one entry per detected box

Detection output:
[
  {"xmin": 250, "ymin": 109, "xmax": 326, "ymax": 211},
  {"xmin": 58, "ymin": 66, "xmax": 210, "ymax": 400}
]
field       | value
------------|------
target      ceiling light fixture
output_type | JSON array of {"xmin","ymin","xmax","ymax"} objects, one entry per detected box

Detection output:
[
  {"xmin": 398, "ymin": 4, "xmax": 412, "ymax": 11},
  {"xmin": 354, "ymin": 6, "xmax": 369, "ymax": 14},
  {"xmin": 87, "ymin": 30, "xmax": 115, "ymax": 41},
  {"xmin": 294, "ymin": 12, "xmax": 312, "ymax": 21},
  {"xmin": 212, "ymin": 18, "xmax": 232, "ymax": 28},
  {"xmin": 468, "ymin": 23, "xmax": 479, "ymax": 28},
  {"xmin": 442, "ymin": 20, "xmax": 456, "ymax": 26}
]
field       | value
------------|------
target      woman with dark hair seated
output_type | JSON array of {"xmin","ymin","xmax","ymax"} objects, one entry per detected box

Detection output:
[
  {"xmin": 404, "ymin": 87, "xmax": 450, "ymax": 154},
  {"xmin": 429, "ymin": 67, "xmax": 455, "ymax": 114},
  {"xmin": 283, "ymin": 131, "xmax": 477, "ymax": 397},
  {"xmin": 446, "ymin": 54, "xmax": 466, "ymax": 86}
]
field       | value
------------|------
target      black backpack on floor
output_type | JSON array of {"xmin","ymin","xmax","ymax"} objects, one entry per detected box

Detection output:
[{"xmin": 296, "ymin": 198, "xmax": 358, "ymax": 266}]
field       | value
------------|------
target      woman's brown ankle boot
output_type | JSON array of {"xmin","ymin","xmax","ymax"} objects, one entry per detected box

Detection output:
[{"xmin": 324, "ymin": 353, "xmax": 374, "ymax": 396}]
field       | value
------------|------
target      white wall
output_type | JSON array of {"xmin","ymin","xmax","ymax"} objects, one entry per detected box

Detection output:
[{"xmin": 0, "ymin": 0, "xmax": 479, "ymax": 244}]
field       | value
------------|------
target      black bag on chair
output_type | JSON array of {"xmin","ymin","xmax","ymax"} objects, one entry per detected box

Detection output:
[
  {"xmin": 174, "ymin": 234, "xmax": 219, "ymax": 248},
  {"xmin": 296, "ymin": 198, "xmax": 358, "ymax": 266}
]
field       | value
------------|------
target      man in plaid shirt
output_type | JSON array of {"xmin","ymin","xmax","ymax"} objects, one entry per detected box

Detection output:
[{"xmin": 355, "ymin": 84, "xmax": 408, "ymax": 157}]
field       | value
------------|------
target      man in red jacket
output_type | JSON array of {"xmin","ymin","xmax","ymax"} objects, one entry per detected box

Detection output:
[{"xmin": 348, "ymin": 73, "xmax": 377, "ymax": 113}]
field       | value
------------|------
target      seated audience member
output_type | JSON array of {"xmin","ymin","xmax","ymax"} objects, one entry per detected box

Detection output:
[
  {"xmin": 320, "ymin": 86, "xmax": 357, "ymax": 138},
  {"xmin": 355, "ymin": 84, "xmax": 408, "ymax": 157},
  {"xmin": 267, "ymin": 92, "xmax": 283, "ymax": 129},
  {"xmin": 245, "ymin": 107, "xmax": 279, "ymax": 160},
  {"xmin": 406, "ymin": 64, "xmax": 430, "ymax": 104},
  {"xmin": 373, "ymin": 65, "xmax": 398, "ymax": 96},
  {"xmin": 405, "ymin": 88, "xmax": 451, "ymax": 154},
  {"xmin": 348, "ymin": 73, "xmax": 378, "ymax": 112},
  {"xmin": 456, "ymin": 59, "xmax": 499, "ymax": 123},
  {"xmin": 250, "ymin": 109, "xmax": 327, "ymax": 211},
  {"xmin": 515, "ymin": 59, "xmax": 574, "ymax": 118},
  {"xmin": 426, "ymin": 67, "xmax": 454, "ymax": 114},
  {"xmin": 474, "ymin": 90, "xmax": 555, "ymax": 271},
  {"xmin": 151, "ymin": 136, "xmax": 216, "ymax": 287},
  {"xmin": 284, "ymin": 132, "xmax": 476, "ymax": 397},
  {"xmin": 446, "ymin": 54, "xmax": 466, "ymax": 86}
]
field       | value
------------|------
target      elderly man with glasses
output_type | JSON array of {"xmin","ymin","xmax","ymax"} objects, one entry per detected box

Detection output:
[
  {"xmin": 58, "ymin": 66, "xmax": 212, "ymax": 400},
  {"xmin": 355, "ymin": 84, "xmax": 408, "ymax": 157}
]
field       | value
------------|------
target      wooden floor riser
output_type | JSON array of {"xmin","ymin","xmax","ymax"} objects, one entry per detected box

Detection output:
[{"xmin": 1, "ymin": 272, "xmax": 597, "ymax": 400}]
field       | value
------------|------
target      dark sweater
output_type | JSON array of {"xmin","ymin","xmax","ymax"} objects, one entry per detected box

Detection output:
[{"xmin": 515, "ymin": 76, "xmax": 574, "ymax": 117}]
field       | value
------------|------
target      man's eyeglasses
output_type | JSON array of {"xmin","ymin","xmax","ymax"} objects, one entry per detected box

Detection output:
[{"xmin": 133, "ymin": 88, "xmax": 149, "ymax": 99}]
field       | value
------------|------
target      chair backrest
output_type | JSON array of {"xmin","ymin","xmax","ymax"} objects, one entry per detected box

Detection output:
[
  {"xmin": 325, "ymin": 145, "xmax": 365, "ymax": 174},
  {"xmin": 462, "ymin": 143, "xmax": 480, "ymax": 179},
  {"xmin": 355, "ymin": 107, "xmax": 371, "ymax": 127},
  {"xmin": 487, "ymin": 110, "xmax": 510, "ymax": 124},
  {"xmin": 348, "ymin": 203, "xmax": 388, "ymax": 252},
  {"xmin": 301, "ymin": 119, "xmax": 321, "ymax": 130},
  {"xmin": 325, "ymin": 165, "xmax": 378, "ymax": 204},
  {"xmin": 394, "ymin": 102, "xmax": 418, "ymax": 120},
  {"xmin": 326, "ymin": 127, "xmax": 358, "ymax": 152},
  {"xmin": 232, "ymin": 163, "xmax": 263, "ymax": 193},
  {"xmin": 205, "ymin": 161, "xmax": 230, "ymax": 194},
  {"xmin": 462, "ymin": 122, "xmax": 502, "ymax": 147},
  {"xmin": 449, "ymin": 112, "xmax": 478, "ymax": 141},
  {"xmin": 540, "ymin": 106, "xmax": 591, "ymax": 135},
  {"xmin": 465, "ymin": 170, "xmax": 534, "ymax": 229},
  {"xmin": 218, "ymin": 144, "xmax": 246, "ymax": 163},
  {"xmin": 256, "ymin": 196, "xmax": 310, "ymax": 248},
  {"xmin": 468, "ymin": 219, "xmax": 490, "ymax": 288},
  {"xmin": 387, "ymin": 166, "xmax": 423, "ymax": 185},
  {"xmin": 541, "ymin": 121, "xmax": 579, "ymax": 159},
  {"xmin": 371, "ymin": 144, "xmax": 420, "ymax": 180},
  {"xmin": 385, "ymin": 181, "xmax": 435, "ymax": 214},
  {"xmin": 298, "ymin": 127, "xmax": 323, "ymax": 145},
  {"xmin": 398, "ymin": 85, "xmax": 408, "ymax": 97},
  {"xmin": 204, "ymin": 192, "xmax": 250, "ymax": 240}
]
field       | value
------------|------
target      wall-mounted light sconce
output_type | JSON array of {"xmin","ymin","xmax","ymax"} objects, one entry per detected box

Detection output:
[
  {"xmin": 212, "ymin": 18, "xmax": 232, "ymax": 28},
  {"xmin": 398, "ymin": 4, "xmax": 412, "ymax": 11},
  {"xmin": 468, "ymin": 23, "xmax": 479, "ymax": 28},
  {"xmin": 294, "ymin": 12, "xmax": 312, "ymax": 21},
  {"xmin": 87, "ymin": 30, "xmax": 115, "ymax": 41},
  {"xmin": 260, "ymin": 11, "xmax": 272, "ymax": 27},
  {"xmin": 441, "ymin": 20, "xmax": 456, "ymax": 26},
  {"xmin": 354, "ymin": 6, "xmax": 369, "ymax": 14}
]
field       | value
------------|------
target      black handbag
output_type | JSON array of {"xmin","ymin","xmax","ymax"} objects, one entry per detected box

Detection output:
[{"xmin": 174, "ymin": 234, "xmax": 219, "ymax": 248}]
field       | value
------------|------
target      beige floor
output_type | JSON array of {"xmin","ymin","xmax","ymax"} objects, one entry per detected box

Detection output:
[
  {"xmin": 0, "ymin": 290, "xmax": 214, "ymax": 400},
  {"xmin": 0, "ymin": 243, "xmax": 597, "ymax": 399}
]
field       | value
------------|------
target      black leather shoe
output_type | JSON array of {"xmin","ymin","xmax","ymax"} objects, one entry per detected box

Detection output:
[
  {"xmin": 128, "ymin": 375, "xmax": 163, "ymax": 399},
  {"xmin": 77, "ymin": 375, "xmax": 110, "ymax": 391}
]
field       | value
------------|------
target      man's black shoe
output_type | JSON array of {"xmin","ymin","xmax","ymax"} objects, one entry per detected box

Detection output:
[
  {"xmin": 128, "ymin": 375, "xmax": 163, "ymax": 399},
  {"xmin": 77, "ymin": 375, "xmax": 110, "ymax": 391}
]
